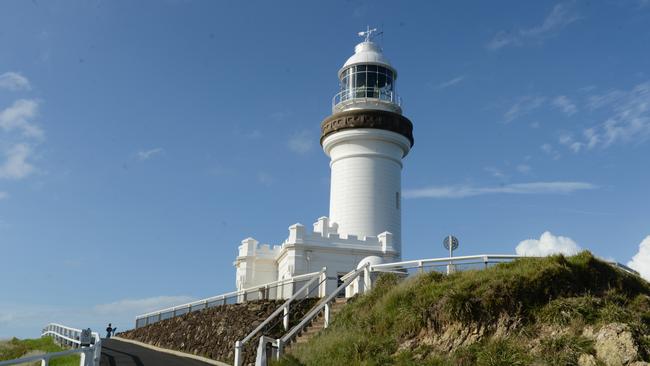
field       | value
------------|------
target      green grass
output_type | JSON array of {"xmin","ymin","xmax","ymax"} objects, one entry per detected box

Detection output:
[
  {"xmin": 273, "ymin": 251, "xmax": 650, "ymax": 366},
  {"xmin": 0, "ymin": 336, "xmax": 81, "ymax": 365}
]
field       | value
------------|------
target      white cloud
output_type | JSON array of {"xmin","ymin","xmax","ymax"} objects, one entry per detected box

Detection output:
[
  {"xmin": 288, "ymin": 130, "xmax": 314, "ymax": 154},
  {"xmin": 403, "ymin": 181, "xmax": 596, "ymax": 199},
  {"xmin": 0, "ymin": 72, "xmax": 31, "ymax": 91},
  {"xmin": 0, "ymin": 144, "xmax": 35, "ymax": 180},
  {"xmin": 437, "ymin": 75, "xmax": 466, "ymax": 89},
  {"xmin": 628, "ymin": 236, "xmax": 650, "ymax": 281},
  {"xmin": 504, "ymin": 96, "xmax": 545, "ymax": 123},
  {"xmin": 487, "ymin": 2, "xmax": 580, "ymax": 50},
  {"xmin": 0, "ymin": 99, "xmax": 43, "ymax": 139},
  {"xmin": 0, "ymin": 192, "xmax": 8, "ymax": 200},
  {"xmin": 516, "ymin": 231, "xmax": 582, "ymax": 256},
  {"xmin": 552, "ymin": 95, "xmax": 578, "ymax": 116},
  {"xmin": 136, "ymin": 148, "xmax": 163, "ymax": 161}
]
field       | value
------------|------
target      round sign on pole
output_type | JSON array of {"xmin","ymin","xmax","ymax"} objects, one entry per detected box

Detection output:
[{"xmin": 443, "ymin": 235, "xmax": 459, "ymax": 251}]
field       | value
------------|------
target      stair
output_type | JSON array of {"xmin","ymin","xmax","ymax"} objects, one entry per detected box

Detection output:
[{"xmin": 288, "ymin": 298, "xmax": 347, "ymax": 349}]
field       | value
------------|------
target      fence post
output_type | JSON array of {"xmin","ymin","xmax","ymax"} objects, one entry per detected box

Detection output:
[
  {"xmin": 234, "ymin": 340, "xmax": 242, "ymax": 366},
  {"xmin": 78, "ymin": 349, "xmax": 86, "ymax": 366},
  {"xmin": 319, "ymin": 270, "xmax": 327, "ymax": 297},
  {"xmin": 283, "ymin": 305, "xmax": 290, "ymax": 331},
  {"xmin": 276, "ymin": 339, "xmax": 284, "ymax": 360},
  {"xmin": 324, "ymin": 302, "xmax": 331, "ymax": 328},
  {"xmin": 418, "ymin": 261, "xmax": 424, "ymax": 273},
  {"xmin": 363, "ymin": 266, "xmax": 372, "ymax": 292}
]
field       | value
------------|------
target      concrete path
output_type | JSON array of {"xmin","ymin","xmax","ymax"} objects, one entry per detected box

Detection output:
[{"xmin": 100, "ymin": 338, "xmax": 218, "ymax": 366}]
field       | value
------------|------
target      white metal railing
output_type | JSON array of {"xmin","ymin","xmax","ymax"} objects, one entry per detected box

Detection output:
[
  {"xmin": 135, "ymin": 271, "xmax": 325, "ymax": 328},
  {"xmin": 332, "ymin": 87, "xmax": 401, "ymax": 110},
  {"xmin": 0, "ymin": 323, "xmax": 101, "ymax": 366},
  {"xmin": 272, "ymin": 263, "xmax": 370, "ymax": 360},
  {"xmin": 234, "ymin": 268, "xmax": 327, "ymax": 366},
  {"xmin": 361, "ymin": 254, "xmax": 640, "ymax": 292}
]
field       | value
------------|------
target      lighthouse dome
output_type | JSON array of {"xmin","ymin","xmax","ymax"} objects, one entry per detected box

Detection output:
[{"xmin": 339, "ymin": 41, "xmax": 396, "ymax": 78}]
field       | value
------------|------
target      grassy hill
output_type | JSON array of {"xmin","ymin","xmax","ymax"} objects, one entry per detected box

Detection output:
[
  {"xmin": 0, "ymin": 337, "xmax": 80, "ymax": 365},
  {"xmin": 277, "ymin": 252, "xmax": 650, "ymax": 366}
]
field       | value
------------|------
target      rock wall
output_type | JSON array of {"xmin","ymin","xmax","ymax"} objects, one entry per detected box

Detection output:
[{"xmin": 119, "ymin": 299, "xmax": 317, "ymax": 365}]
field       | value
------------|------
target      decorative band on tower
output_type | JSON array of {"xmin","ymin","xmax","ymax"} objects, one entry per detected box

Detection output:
[{"xmin": 320, "ymin": 109, "xmax": 414, "ymax": 147}]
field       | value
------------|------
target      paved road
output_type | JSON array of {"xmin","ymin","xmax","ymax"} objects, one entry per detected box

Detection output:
[{"xmin": 100, "ymin": 339, "xmax": 215, "ymax": 366}]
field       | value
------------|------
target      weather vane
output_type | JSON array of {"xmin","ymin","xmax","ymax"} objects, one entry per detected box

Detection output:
[{"xmin": 358, "ymin": 25, "xmax": 382, "ymax": 42}]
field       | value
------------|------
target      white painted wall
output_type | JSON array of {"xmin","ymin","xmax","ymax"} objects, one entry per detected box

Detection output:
[{"xmin": 322, "ymin": 128, "xmax": 411, "ymax": 257}]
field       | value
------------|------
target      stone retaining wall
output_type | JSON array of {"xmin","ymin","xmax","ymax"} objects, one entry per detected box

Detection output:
[{"xmin": 119, "ymin": 299, "xmax": 317, "ymax": 365}]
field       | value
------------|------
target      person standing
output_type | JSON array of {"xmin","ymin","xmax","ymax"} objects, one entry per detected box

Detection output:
[{"xmin": 106, "ymin": 323, "xmax": 113, "ymax": 338}]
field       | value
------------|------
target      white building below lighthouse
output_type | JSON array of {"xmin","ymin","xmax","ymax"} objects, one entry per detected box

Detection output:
[{"xmin": 234, "ymin": 29, "xmax": 414, "ymax": 292}]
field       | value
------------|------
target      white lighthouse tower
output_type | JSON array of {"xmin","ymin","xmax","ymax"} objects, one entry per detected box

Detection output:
[
  {"xmin": 234, "ymin": 29, "xmax": 413, "ymax": 291},
  {"xmin": 322, "ymin": 27, "xmax": 414, "ymax": 256}
]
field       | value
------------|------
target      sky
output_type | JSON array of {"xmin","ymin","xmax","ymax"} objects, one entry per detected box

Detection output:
[{"xmin": 1, "ymin": 0, "xmax": 649, "ymax": 338}]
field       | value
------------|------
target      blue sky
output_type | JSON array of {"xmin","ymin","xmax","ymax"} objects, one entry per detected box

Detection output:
[{"xmin": 1, "ymin": 0, "xmax": 649, "ymax": 338}]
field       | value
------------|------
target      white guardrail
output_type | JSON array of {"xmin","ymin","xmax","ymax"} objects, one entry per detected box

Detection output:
[
  {"xmin": 0, "ymin": 323, "xmax": 101, "ymax": 366},
  {"xmin": 135, "ymin": 271, "xmax": 327, "ymax": 328},
  {"xmin": 234, "ymin": 268, "xmax": 327, "ymax": 366}
]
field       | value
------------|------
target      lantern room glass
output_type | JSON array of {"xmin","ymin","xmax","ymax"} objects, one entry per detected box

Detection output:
[{"xmin": 339, "ymin": 65, "xmax": 395, "ymax": 102}]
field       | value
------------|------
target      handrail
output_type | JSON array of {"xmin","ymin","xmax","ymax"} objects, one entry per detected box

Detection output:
[
  {"xmin": 135, "ymin": 270, "xmax": 323, "ymax": 323},
  {"xmin": 0, "ymin": 323, "xmax": 102, "ymax": 366},
  {"xmin": 369, "ymin": 254, "xmax": 521, "ymax": 271},
  {"xmin": 368, "ymin": 254, "xmax": 640, "ymax": 278},
  {"xmin": 279, "ymin": 263, "xmax": 369, "ymax": 348},
  {"xmin": 241, "ymin": 268, "xmax": 326, "ymax": 345},
  {"xmin": 234, "ymin": 268, "xmax": 326, "ymax": 366}
]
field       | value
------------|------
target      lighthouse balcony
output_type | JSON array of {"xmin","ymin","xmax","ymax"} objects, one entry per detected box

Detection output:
[{"xmin": 332, "ymin": 87, "xmax": 402, "ymax": 113}]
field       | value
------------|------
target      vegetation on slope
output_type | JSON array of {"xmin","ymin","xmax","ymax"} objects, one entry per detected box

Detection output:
[
  {"xmin": 0, "ymin": 337, "xmax": 80, "ymax": 365},
  {"xmin": 276, "ymin": 252, "xmax": 650, "ymax": 366}
]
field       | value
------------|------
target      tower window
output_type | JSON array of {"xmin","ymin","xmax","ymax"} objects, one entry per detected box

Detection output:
[{"xmin": 396, "ymin": 192, "xmax": 400, "ymax": 210}]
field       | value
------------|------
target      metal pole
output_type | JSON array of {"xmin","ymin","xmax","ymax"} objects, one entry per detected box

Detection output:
[
  {"xmin": 283, "ymin": 305, "xmax": 290, "ymax": 331},
  {"xmin": 234, "ymin": 341, "xmax": 242, "ymax": 366}
]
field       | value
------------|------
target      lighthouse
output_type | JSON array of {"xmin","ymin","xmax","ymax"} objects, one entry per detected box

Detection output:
[
  {"xmin": 322, "ymin": 27, "xmax": 414, "ymax": 256},
  {"xmin": 234, "ymin": 28, "xmax": 413, "ymax": 291}
]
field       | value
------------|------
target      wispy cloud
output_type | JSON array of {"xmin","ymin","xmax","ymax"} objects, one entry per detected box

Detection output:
[
  {"xmin": 288, "ymin": 130, "xmax": 314, "ymax": 154},
  {"xmin": 0, "ymin": 72, "xmax": 31, "ymax": 91},
  {"xmin": 0, "ymin": 295, "xmax": 195, "ymax": 338},
  {"xmin": 0, "ymin": 99, "xmax": 43, "ymax": 140},
  {"xmin": 0, "ymin": 144, "xmax": 35, "ymax": 180},
  {"xmin": 504, "ymin": 96, "xmax": 545, "ymax": 123},
  {"xmin": 0, "ymin": 192, "xmax": 8, "ymax": 200},
  {"xmin": 541, "ymin": 143, "xmax": 561, "ymax": 160},
  {"xmin": 93, "ymin": 295, "xmax": 195, "ymax": 316},
  {"xmin": 486, "ymin": 2, "xmax": 580, "ymax": 50},
  {"xmin": 403, "ymin": 181, "xmax": 596, "ymax": 199},
  {"xmin": 560, "ymin": 81, "xmax": 650, "ymax": 153},
  {"xmin": 484, "ymin": 166, "xmax": 506, "ymax": 179},
  {"xmin": 552, "ymin": 95, "xmax": 578, "ymax": 116},
  {"xmin": 517, "ymin": 164, "xmax": 532, "ymax": 174},
  {"xmin": 257, "ymin": 171, "xmax": 274, "ymax": 186},
  {"xmin": 515, "ymin": 231, "xmax": 582, "ymax": 256},
  {"xmin": 437, "ymin": 75, "xmax": 466, "ymax": 89},
  {"xmin": 137, "ymin": 148, "xmax": 163, "ymax": 161}
]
